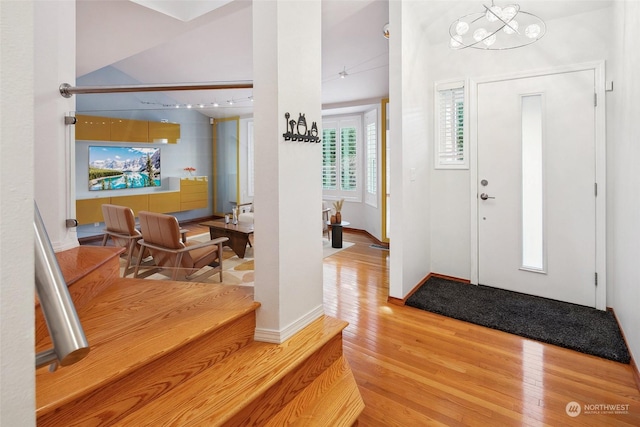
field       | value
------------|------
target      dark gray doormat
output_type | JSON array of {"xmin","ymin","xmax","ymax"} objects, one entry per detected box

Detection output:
[{"xmin": 405, "ymin": 276, "xmax": 630, "ymax": 363}]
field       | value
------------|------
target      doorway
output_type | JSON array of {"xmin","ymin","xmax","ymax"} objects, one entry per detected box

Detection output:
[{"xmin": 471, "ymin": 64, "xmax": 606, "ymax": 309}]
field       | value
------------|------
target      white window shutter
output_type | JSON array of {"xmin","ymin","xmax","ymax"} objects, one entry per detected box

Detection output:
[
  {"xmin": 364, "ymin": 109, "xmax": 377, "ymax": 207},
  {"xmin": 436, "ymin": 82, "xmax": 467, "ymax": 169}
]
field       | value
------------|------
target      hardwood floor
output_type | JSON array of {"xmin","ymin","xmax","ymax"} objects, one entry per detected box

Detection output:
[
  {"xmin": 88, "ymin": 223, "xmax": 640, "ymax": 425},
  {"xmin": 325, "ymin": 231, "xmax": 640, "ymax": 427}
]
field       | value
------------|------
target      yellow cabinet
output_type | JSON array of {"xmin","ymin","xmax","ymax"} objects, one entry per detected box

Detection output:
[
  {"xmin": 76, "ymin": 177, "xmax": 207, "ymax": 225},
  {"xmin": 75, "ymin": 115, "xmax": 111, "ymax": 141},
  {"xmin": 148, "ymin": 121, "xmax": 180, "ymax": 144},
  {"xmin": 149, "ymin": 192, "xmax": 181, "ymax": 213},
  {"xmin": 74, "ymin": 114, "xmax": 180, "ymax": 143},
  {"xmin": 180, "ymin": 178, "xmax": 208, "ymax": 211},
  {"xmin": 110, "ymin": 195, "xmax": 149, "ymax": 217},
  {"xmin": 110, "ymin": 118, "xmax": 149, "ymax": 143},
  {"xmin": 77, "ymin": 192, "xmax": 183, "ymax": 225},
  {"xmin": 76, "ymin": 197, "xmax": 110, "ymax": 224}
]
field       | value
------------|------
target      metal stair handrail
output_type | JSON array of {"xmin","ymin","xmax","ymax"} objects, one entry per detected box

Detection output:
[{"xmin": 34, "ymin": 201, "xmax": 90, "ymax": 371}]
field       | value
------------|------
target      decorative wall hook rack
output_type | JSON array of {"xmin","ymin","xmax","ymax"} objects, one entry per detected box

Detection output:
[{"xmin": 283, "ymin": 112, "xmax": 321, "ymax": 143}]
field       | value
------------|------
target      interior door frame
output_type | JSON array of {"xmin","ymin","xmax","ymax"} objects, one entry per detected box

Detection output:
[
  {"xmin": 381, "ymin": 98, "xmax": 390, "ymax": 243},
  {"xmin": 468, "ymin": 61, "xmax": 607, "ymax": 310}
]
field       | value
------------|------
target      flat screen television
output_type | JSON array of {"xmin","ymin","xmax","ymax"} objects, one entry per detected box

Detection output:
[{"xmin": 88, "ymin": 146, "xmax": 161, "ymax": 191}]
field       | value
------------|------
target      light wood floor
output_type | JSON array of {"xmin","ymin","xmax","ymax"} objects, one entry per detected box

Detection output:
[
  {"xmin": 324, "ymin": 231, "xmax": 640, "ymax": 427},
  {"xmin": 96, "ymin": 224, "xmax": 640, "ymax": 425}
]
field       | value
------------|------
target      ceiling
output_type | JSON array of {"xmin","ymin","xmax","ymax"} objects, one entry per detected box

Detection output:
[
  {"xmin": 76, "ymin": 1, "xmax": 612, "ymax": 119},
  {"xmin": 76, "ymin": 0, "xmax": 391, "ymax": 118}
]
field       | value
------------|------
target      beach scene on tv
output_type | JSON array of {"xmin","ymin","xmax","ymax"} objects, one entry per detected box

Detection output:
[{"xmin": 89, "ymin": 146, "xmax": 161, "ymax": 191}]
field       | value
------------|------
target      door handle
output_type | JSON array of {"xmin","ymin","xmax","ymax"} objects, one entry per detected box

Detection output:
[{"xmin": 480, "ymin": 193, "xmax": 495, "ymax": 200}]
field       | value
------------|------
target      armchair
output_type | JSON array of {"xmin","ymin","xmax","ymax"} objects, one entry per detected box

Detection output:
[
  {"xmin": 134, "ymin": 211, "xmax": 229, "ymax": 281},
  {"xmin": 322, "ymin": 201, "xmax": 331, "ymax": 241},
  {"xmin": 237, "ymin": 202, "xmax": 254, "ymax": 225},
  {"xmin": 101, "ymin": 204, "xmax": 145, "ymax": 277}
]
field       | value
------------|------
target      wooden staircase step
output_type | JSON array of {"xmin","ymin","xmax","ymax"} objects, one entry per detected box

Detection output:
[
  {"xmin": 113, "ymin": 315, "xmax": 362, "ymax": 426},
  {"xmin": 264, "ymin": 355, "xmax": 364, "ymax": 426},
  {"xmin": 36, "ymin": 246, "xmax": 124, "ymax": 345},
  {"xmin": 36, "ymin": 279, "xmax": 259, "ymax": 426}
]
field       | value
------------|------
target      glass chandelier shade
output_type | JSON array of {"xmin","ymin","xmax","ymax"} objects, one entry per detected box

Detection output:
[{"xmin": 449, "ymin": 2, "xmax": 546, "ymax": 50}]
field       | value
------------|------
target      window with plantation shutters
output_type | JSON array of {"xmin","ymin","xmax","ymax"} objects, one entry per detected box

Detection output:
[
  {"xmin": 322, "ymin": 126, "xmax": 337, "ymax": 190},
  {"xmin": 364, "ymin": 108, "xmax": 377, "ymax": 207},
  {"xmin": 436, "ymin": 81, "xmax": 467, "ymax": 169},
  {"xmin": 322, "ymin": 116, "xmax": 361, "ymax": 201},
  {"xmin": 341, "ymin": 127, "xmax": 357, "ymax": 190}
]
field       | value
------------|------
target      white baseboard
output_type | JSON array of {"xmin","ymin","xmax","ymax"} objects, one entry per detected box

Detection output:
[
  {"xmin": 53, "ymin": 236, "xmax": 80, "ymax": 253},
  {"xmin": 254, "ymin": 304, "xmax": 324, "ymax": 344}
]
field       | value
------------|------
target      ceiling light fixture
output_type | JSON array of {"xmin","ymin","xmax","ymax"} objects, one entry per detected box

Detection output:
[
  {"xmin": 140, "ymin": 96, "xmax": 254, "ymax": 110},
  {"xmin": 449, "ymin": 1, "xmax": 545, "ymax": 50},
  {"xmin": 339, "ymin": 66, "xmax": 348, "ymax": 79}
]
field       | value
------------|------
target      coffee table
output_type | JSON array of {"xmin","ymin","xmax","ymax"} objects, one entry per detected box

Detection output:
[{"xmin": 199, "ymin": 219, "xmax": 254, "ymax": 258}]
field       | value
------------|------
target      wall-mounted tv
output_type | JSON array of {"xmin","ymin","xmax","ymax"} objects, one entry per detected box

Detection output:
[{"xmin": 89, "ymin": 146, "xmax": 161, "ymax": 191}]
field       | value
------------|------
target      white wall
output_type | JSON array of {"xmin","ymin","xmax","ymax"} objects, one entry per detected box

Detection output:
[
  {"xmin": 360, "ymin": 106, "xmax": 384, "ymax": 241},
  {"xmin": 426, "ymin": 7, "xmax": 615, "ymax": 280},
  {"xmin": 388, "ymin": 1, "xmax": 432, "ymax": 299},
  {"xmin": 607, "ymin": 0, "xmax": 640, "ymax": 367},
  {"xmin": 34, "ymin": 0, "xmax": 78, "ymax": 251},
  {"xmin": 1, "ymin": 1, "xmax": 36, "ymax": 424}
]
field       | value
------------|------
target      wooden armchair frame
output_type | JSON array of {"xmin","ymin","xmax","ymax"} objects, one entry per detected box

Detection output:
[
  {"xmin": 101, "ymin": 204, "xmax": 145, "ymax": 277},
  {"xmin": 134, "ymin": 211, "xmax": 229, "ymax": 282}
]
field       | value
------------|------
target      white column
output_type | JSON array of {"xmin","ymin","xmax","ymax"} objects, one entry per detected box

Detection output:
[
  {"xmin": 388, "ymin": 0, "xmax": 432, "ymax": 299},
  {"xmin": 253, "ymin": 0, "xmax": 324, "ymax": 343},
  {"xmin": 34, "ymin": 0, "xmax": 78, "ymax": 251},
  {"xmin": 1, "ymin": 0, "xmax": 36, "ymax": 425}
]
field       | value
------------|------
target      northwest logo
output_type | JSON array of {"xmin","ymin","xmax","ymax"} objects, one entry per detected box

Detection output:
[{"xmin": 566, "ymin": 401, "xmax": 581, "ymax": 417}]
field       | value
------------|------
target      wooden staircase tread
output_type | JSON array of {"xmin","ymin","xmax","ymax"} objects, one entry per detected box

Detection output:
[
  {"xmin": 56, "ymin": 246, "xmax": 124, "ymax": 287},
  {"xmin": 36, "ymin": 279, "xmax": 258, "ymax": 416},
  {"xmin": 114, "ymin": 315, "xmax": 349, "ymax": 426},
  {"xmin": 264, "ymin": 355, "xmax": 365, "ymax": 426},
  {"xmin": 36, "ymin": 246, "xmax": 123, "ymax": 347},
  {"xmin": 58, "ymin": 279, "xmax": 255, "ymax": 346}
]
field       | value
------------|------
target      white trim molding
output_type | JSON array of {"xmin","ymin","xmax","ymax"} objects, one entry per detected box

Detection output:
[{"xmin": 254, "ymin": 304, "xmax": 324, "ymax": 344}]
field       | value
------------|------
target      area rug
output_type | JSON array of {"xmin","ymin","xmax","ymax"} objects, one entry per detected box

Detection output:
[
  {"xmin": 405, "ymin": 276, "xmax": 630, "ymax": 364},
  {"xmin": 124, "ymin": 235, "xmax": 353, "ymax": 288},
  {"xmin": 323, "ymin": 239, "xmax": 354, "ymax": 257}
]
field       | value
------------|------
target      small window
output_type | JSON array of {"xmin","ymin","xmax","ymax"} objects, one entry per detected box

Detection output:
[{"xmin": 435, "ymin": 81, "xmax": 467, "ymax": 169}]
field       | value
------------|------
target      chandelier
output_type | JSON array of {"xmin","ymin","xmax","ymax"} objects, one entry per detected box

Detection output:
[{"xmin": 449, "ymin": 1, "xmax": 546, "ymax": 50}]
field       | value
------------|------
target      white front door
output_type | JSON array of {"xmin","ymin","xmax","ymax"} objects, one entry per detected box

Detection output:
[{"xmin": 477, "ymin": 69, "xmax": 597, "ymax": 307}]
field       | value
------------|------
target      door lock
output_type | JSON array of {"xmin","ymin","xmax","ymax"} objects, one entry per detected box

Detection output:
[{"xmin": 480, "ymin": 193, "xmax": 495, "ymax": 200}]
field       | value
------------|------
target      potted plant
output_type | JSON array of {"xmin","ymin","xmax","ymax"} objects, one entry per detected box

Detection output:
[{"xmin": 332, "ymin": 198, "xmax": 344, "ymax": 224}]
